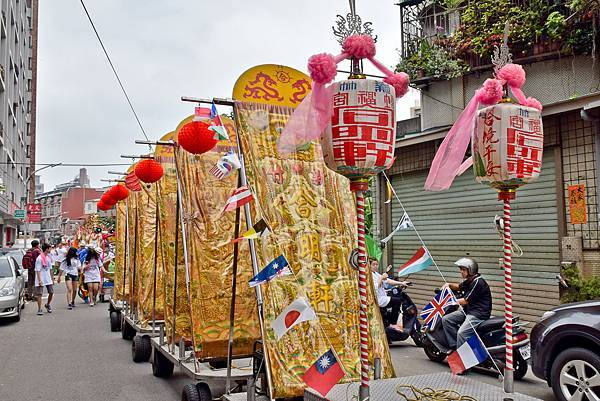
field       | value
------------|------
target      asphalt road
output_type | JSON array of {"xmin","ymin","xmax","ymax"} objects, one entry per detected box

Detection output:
[{"xmin": 0, "ymin": 285, "xmax": 556, "ymax": 401}]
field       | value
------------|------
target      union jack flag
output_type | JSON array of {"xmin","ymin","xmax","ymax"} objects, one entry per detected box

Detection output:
[{"xmin": 420, "ymin": 287, "xmax": 458, "ymax": 329}]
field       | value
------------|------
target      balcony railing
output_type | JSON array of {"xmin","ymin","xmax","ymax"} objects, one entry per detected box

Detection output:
[{"xmin": 397, "ymin": 0, "xmax": 595, "ymax": 81}]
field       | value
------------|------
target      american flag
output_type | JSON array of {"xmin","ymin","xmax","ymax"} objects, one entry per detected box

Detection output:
[
  {"xmin": 125, "ymin": 172, "xmax": 142, "ymax": 192},
  {"xmin": 222, "ymin": 186, "xmax": 253, "ymax": 213},
  {"xmin": 210, "ymin": 164, "xmax": 227, "ymax": 180},
  {"xmin": 420, "ymin": 287, "xmax": 458, "ymax": 329}
]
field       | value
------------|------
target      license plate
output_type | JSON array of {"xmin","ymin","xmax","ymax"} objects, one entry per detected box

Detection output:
[{"xmin": 519, "ymin": 344, "xmax": 531, "ymax": 360}]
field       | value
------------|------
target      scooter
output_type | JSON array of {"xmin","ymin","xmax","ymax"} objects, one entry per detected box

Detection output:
[
  {"xmin": 381, "ymin": 281, "xmax": 423, "ymax": 347},
  {"xmin": 422, "ymin": 290, "xmax": 530, "ymax": 380}
]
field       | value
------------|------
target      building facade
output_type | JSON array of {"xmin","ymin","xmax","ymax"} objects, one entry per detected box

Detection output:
[
  {"xmin": 377, "ymin": 0, "xmax": 600, "ymax": 325},
  {"xmin": 0, "ymin": 0, "xmax": 35, "ymax": 245}
]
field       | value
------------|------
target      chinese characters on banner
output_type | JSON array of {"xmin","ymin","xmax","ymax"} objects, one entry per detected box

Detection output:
[
  {"xmin": 321, "ymin": 80, "xmax": 396, "ymax": 178},
  {"xmin": 26, "ymin": 203, "xmax": 42, "ymax": 223},
  {"xmin": 568, "ymin": 184, "xmax": 587, "ymax": 224},
  {"xmin": 473, "ymin": 103, "xmax": 544, "ymax": 188}
]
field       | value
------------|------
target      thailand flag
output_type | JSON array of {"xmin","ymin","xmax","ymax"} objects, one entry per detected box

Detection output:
[
  {"xmin": 271, "ymin": 297, "xmax": 317, "ymax": 340},
  {"xmin": 447, "ymin": 336, "xmax": 488, "ymax": 375},
  {"xmin": 302, "ymin": 349, "xmax": 345, "ymax": 396},
  {"xmin": 397, "ymin": 247, "xmax": 433, "ymax": 276},
  {"xmin": 248, "ymin": 255, "xmax": 292, "ymax": 287},
  {"xmin": 420, "ymin": 287, "xmax": 457, "ymax": 329}
]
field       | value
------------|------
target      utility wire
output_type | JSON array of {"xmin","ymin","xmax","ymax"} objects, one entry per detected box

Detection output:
[
  {"xmin": 79, "ymin": 0, "xmax": 150, "ymax": 143},
  {"xmin": 10, "ymin": 162, "xmax": 133, "ymax": 167}
]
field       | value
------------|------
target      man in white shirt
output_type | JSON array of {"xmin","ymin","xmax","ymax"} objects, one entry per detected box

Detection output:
[
  {"xmin": 371, "ymin": 259, "xmax": 410, "ymax": 331},
  {"xmin": 35, "ymin": 243, "xmax": 55, "ymax": 315}
]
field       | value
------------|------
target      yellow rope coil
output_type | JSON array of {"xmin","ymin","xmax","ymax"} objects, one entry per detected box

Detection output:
[{"xmin": 396, "ymin": 385, "xmax": 478, "ymax": 401}]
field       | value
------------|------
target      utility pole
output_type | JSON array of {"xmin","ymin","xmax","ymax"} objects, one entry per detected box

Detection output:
[{"xmin": 28, "ymin": 0, "xmax": 39, "ymax": 204}]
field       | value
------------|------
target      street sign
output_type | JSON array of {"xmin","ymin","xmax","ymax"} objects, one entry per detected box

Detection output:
[{"xmin": 14, "ymin": 209, "xmax": 25, "ymax": 219}]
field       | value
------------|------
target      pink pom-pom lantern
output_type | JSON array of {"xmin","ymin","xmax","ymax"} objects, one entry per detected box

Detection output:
[
  {"xmin": 342, "ymin": 35, "xmax": 376, "ymax": 59},
  {"xmin": 476, "ymin": 79, "xmax": 504, "ymax": 105},
  {"xmin": 525, "ymin": 97, "xmax": 543, "ymax": 111},
  {"xmin": 308, "ymin": 53, "xmax": 338, "ymax": 85},
  {"xmin": 383, "ymin": 72, "xmax": 410, "ymax": 97},
  {"xmin": 497, "ymin": 63, "xmax": 526, "ymax": 88}
]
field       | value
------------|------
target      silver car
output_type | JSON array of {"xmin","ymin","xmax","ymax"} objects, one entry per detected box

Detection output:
[{"xmin": 0, "ymin": 256, "xmax": 25, "ymax": 321}]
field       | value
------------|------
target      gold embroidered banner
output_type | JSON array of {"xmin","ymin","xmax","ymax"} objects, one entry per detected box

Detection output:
[
  {"xmin": 114, "ymin": 199, "xmax": 129, "ymax": 301},
  {"xmin": 156, "ymin": 130, "xmax": 192, "ymax": 344},
  {"xmin": 234, "ymin": 100, "xmax": 395, "ymax": 398},
  {"xmin": 133, "ymin": 182, "xmax": 165, "ymax": 326},
  {"xmin": 126, "ymin": 189, "xmax": 139, "ymax": 312},
  {"xmin": 175, "ymin": 115, "xmax": 260, "ymax": 360}
]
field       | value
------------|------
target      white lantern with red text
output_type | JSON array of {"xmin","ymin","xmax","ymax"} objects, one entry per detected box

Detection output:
[
  {"xmin": 320, "ymin": 79, "xmax": 396, "ymax": 181},
  {"xmin": 471, "ymin": 102, "xmax": 543, "ymax": 192}
]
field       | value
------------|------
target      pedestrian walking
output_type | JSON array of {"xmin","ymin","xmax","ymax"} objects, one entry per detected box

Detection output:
[
  {"xmin": 35, "ymin": 243, "xmax": 54, "ymax": 315},
  {"xmin": 83, "ymin": 247, "xmax": 101, "ymax": 306},
  {"xmin": 56, "ymin": 247, "xmax": 81, "ymax": 309},
  {"xmin": 22, "ymin": 240, "xmax": 41, "ymax": 301}
]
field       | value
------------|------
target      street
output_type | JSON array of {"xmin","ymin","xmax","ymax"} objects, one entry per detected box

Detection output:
[{"xmin": 0, "ymin": 286, "xmax": 556, "ymax": 401}]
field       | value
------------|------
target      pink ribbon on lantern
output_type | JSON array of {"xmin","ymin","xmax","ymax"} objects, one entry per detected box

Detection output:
[
  {"xmin": 277, "ymin": 35, "xmax": 410, "ymax": 155},
  {"xmin": 424, "ymin": 64, "xmax": 542, "ymax": 191}
]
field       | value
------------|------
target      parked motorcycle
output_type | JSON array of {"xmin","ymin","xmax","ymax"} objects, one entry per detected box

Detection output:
[
  {"xmin": 381, "ymin": 281, "xmax": 423, "ymax": 347},
  {"xmin": 422, "ymin": 290, "xmax": 530, "ymax": 380}
]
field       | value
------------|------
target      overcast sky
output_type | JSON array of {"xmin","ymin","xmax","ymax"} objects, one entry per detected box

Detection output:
[{"xmin": 36, "ymin": 1, "xmax": 419, "ymax": 191}]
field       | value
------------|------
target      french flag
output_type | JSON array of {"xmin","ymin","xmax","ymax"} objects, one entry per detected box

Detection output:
[
  {"xmin": 447, "ymin": 336, "xmax": 488, "ymax": 375},
  {"xmin": 397, "ymin": 247, "xmax": 433, "ymax": 276}
]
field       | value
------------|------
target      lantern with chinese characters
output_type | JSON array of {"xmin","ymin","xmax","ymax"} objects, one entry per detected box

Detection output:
[
  {"xmin": 472, "ymin": 102, "xmax": 543, "ymax": 196},
  {"xmin": 321, "ymin": 79, "xmax": 396, "ymax": 181}
]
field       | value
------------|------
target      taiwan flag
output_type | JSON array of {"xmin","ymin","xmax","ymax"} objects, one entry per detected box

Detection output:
[
  {"xmin": 271, "ymin": 297, "xmax": 316, "ymax": 340},
  {"xmin": 302, "ymin": 349, "xmax": 345, "ymax": 396}
]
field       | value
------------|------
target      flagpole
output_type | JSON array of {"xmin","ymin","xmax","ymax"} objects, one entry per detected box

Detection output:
[
  {"xmin": 225, "ymin": 172, "xmax": 243, "ymax": 394},
  {"xmin": 231, "ymin": 102, "xmax": 276, "ymax": 401}
]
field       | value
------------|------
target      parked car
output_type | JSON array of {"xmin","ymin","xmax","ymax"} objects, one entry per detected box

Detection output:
[
  {"xmin": 530, "ymin": 300, "xmax": 600, "ymax": 401},
  {"xmin": 0, "ymin": 256, "xmax": 25, "ymax": 321},
  {"xmin": 5, "ymin": 250, "xmax": 26, "ymax": 285}
]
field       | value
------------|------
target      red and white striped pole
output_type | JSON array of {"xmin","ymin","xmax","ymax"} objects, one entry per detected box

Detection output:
[
  {"xmin": 351, "ymin": 180, "xmax": 370, "ymax": 401},
  {"xmin": 500, "ymin": 191, "xmax": 514, "ymax": 396}
]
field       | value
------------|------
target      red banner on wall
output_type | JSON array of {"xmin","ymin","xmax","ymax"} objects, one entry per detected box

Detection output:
[
  {"xmin": 568, "ymin": 184, "xmax": 587, "ymax": 224},
  {"xmin": 26, "ymin": 203, "xmax": 42, "ymax": 223}
]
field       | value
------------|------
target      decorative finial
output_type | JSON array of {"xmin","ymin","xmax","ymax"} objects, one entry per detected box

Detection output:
[
  {"xmin": 332, "ymin": 0, "xmax": 376, "ymax": 44},
  {"xmin": 492, "ymin": 21, "xmax": 513, "ymax": 75}
]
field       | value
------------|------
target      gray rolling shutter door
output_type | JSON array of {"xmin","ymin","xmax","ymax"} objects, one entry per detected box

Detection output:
[{"xmin": 389, "ymin": 150, "xmax": 559, "ymax": 324}]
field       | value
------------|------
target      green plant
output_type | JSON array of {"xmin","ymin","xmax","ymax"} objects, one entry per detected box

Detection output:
[
  {"xmin": 396, "ymin": 40, "xmax": 469, "ymax": 80},
  {"xmin": 560, "ymin": 263, "xmax": 600, "ymax": 303},
  {"xmin": 546, "ymin": 11, "xmax": 567, "ymax": 40}
]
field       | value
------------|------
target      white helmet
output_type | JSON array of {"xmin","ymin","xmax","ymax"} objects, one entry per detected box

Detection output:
[{"xmin": 454, "ymin": 257, "xmax": 479, "ymax": 276}]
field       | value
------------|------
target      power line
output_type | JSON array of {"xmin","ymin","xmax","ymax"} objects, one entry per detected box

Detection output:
[
  {"xmin": 79, "ymin": 0, "xmax": 150, "ymax": 142},
  {"xmin": 10, "ymin": 162, "xmax": 133, "ymax": 167}
]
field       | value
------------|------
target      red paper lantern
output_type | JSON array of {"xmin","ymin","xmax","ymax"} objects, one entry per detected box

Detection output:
[
  {"xmin": 178, "ymin": 121, "xmax": 218, "ymax": 155},
  {"xmin": 102, "ymin": 193, "xmax": 117, "ymax": 206},
  {"xmin": 109, "ymin": 184, "xmax": 129, "ymax": 201},
  {"xmin": 97, "ymin": 201, "xmax": 108, "ymax": 211},
  {"xmin": 134, "ymin": 159, "xmax": 164, "ymax": 183}
]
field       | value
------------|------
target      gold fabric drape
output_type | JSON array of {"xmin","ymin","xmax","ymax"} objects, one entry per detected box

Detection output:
[
  {"xmin": 235, "ymin": 101, "xmax": 395, "ymax": 398},
  {"xmin": 176, "ymin": 118, "xmax": 260, "ymax": 360},
  {"xmin": 126, "ymin": 194, "xmax": 139, "ymax": 312},
  {"xmin": 133, "ymin": 183, "xmax": 165, "ymax": 326},
  {"xmin": 114, "ymin": 201, "xmax": 129, "ymax": 301},
  {"xmin": 156, "ymin": 134, "xmax": 192, "ymax": 344}
]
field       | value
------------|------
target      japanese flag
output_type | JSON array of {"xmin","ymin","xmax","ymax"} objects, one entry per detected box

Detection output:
[{"xmin": 271, "ymin": 297, "xmax": 317, "ymax": 340}]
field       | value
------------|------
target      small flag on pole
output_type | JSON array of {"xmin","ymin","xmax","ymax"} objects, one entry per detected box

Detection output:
[
  {"xmin": 209, "ymin": 103, "xmax": 230, "ymax": 140},
  {"xmin": 420, "ymin": 286, "xmax": 457, "ymax": 329},
  {"xmin": 302, "ymin": 349, "xmax": 345, "ymax": 397},
  {"xmin": 232, "ymin": 218, "xmax": 270, "ymax": 243},
  {"xmin": 194, "ymin": 106, "xmax": 212, "ymax": 121},
  {"xmin": 210, "ymin": 152, "xmax": 241, "ymax": 180},
  {"xmin": 222, "ymin": 186, "xmax": 253, "ymax": 213},
  {"xmin": 271, "ymin": 297, "xmax": 317, "ymax": 340},
  {"xmin": 125, "ymin": 172, "xmax": 142, "ymax": 192},
  {"xmin": 397, "ymin": 246, "xmax": 433, "ymax": 276},
  {"xmin": 248, "ymin": 255, "xmax": 291, "ymax": 287},
  {"xmin": 384, "ymin": 180, "xmax": 393, "ymax": 204},
  {"xmin": 380, "ymin": 212, "xmax": 413, "ymax": 245},
  {"xmin": 447, "ymin": 336, "xmax": 488, "ymax": 375}
]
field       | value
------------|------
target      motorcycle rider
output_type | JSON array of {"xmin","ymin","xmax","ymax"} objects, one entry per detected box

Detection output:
[
  {"xmin": 441, "ymin": 257, "xmax": 492, "ymax": 351},
  {"xmin": 370, "ymin": 258, "xmax": 409, "ymax": 331}
]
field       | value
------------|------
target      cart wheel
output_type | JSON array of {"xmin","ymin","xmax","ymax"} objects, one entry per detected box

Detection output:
[
  {"xmin": 110, "ymin": 311, "xmax": 120, "ymax": 332},
  {"xmin": 181, "ymin": 383, "xmax": 200, "ymax": 401},
  {"xmin": 121, "ymin": 319, "xmax": 135, "ymax": 340},
  {"xmin": 132, "ymin": 335, "xmax": 152, "ymax": 363},
  {"xmin": 152, "ymin": 349, "xmax": 174, "ymax": 378},
  {"xmin": 196, "ymin": 382, "xmax": 212, "ymax": 401}
]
